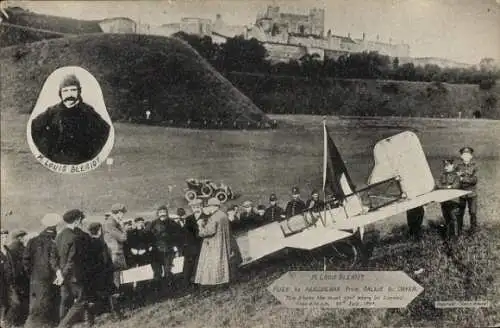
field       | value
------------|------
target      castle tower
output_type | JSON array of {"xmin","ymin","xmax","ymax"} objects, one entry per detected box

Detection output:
[
  {"xmin": 266, "ymin": 5, "xmax": 280, "ymax": 20},
  {"xmin": 309, "ymin": 8, "xmax": 325, "ymax": 37}
]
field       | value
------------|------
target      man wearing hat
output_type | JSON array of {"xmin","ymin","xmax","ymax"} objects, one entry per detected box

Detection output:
[
  {"xmin": 305, "ymin": 190, "xmax": 325, "ymax": 213},
  {"xmin": 194, "ymin": 198, "xmax": 238, "ymax": 286},
  {"xmin": 285, "ymin": 187, "xmax": 306, "ymax": 219},
  {"xmin": 30, "ymin": 73, "xmax": 111, "ymax": 165},
  {"xmin": 103, "ymin": 203, "xmax": 128, "ymax": 290},
  {"xmin": 264, "ymin": 194, "xmax": 285, "ymax": 222},
  {"xmin": 22, "ymin": 213, "xmax": 62, "ymax": 328},
  {"xmin": 1, "ymin": 229, "xmax": 19, "ymax": 328},
  {"xmin": 238, "ymin": 201, "xmax": 259, "ymax": 231},
  {"xmin": 55, "ymin": 209, "xmax": 94, "ymax": 327},
  {"xmin": 182, "ymin": 199, "xmax": 208, "ymax": 287},
  {"xmin": 149, "ymin": 205, "xmax": 186, "ymax": 291},
  {"xmin": 2, "ymin": 229, "xmax": 30, "ymax": 327},
  {"xmin": 456, "ymin": 146, "xmax": 479, "ymax": 233},
  {"xmin": 127, "ymin": 218, "xmax": 156, "ymax": 268},
  {"xmin": 436, "ymin": 159, "xmax": 461, "ymax": 239}
]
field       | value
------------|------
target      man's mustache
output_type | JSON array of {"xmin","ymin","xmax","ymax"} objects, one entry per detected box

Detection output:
[{"xmin": 63, "ymin": 96, "xmax": 77, "ymax": 102}]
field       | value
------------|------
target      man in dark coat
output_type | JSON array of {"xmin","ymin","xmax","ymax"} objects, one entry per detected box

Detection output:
[
  {"xmin": 55, "ymin": 209, "xmax": 94, "ymax": 328},
  {"xmin": 182, "ymin": 199, "xmax": 207, "ymax": 287},
  {"xmin": 3, "ymin": 229, "xmax": 30, "ymax": 327},
  {"xmin": 148, "ymin": 205, "xmax": 186, "ymax": 293},
  {"xmin": 264, "ymin": 194, "xmax": 285, "ymax": 222},
  {"xmin": 436, "ymin": 159, "xmax": 461, "ymax": 239},
  {"xmin": 455, "ymin": 146, "xmax": 479, "ymax": 234},
  {"xmin": 1, "ymin": 229, "xmax": 16, "ymax": 328},
  {"xmin": 285, "ymin": 187, "xmax": 306, "ymax": 218},
  {"xmin": 127, "ymin": 218, "xmax": 155, "ymax": 268},
  {"xmin": 86, "ymin": 222, "xmax": 115, "ymax": 315},
  {"xmin": 23, "ymin": 214, "xmax": 62, "ymax": 328},
  {"xmin": 30, "ymin": 74, "xmax": 111, "ymax": 165},
  {"xmin": 305, "ymin": 190, "xmax": 325, "ymax": 213}
]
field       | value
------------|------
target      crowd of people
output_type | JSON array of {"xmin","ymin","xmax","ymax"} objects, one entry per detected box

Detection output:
[
  {"xmin": 0, "ymin": 185, "xmax": 327, "ymax": 328},
  {"xmin": 0, "ymin": 146, "xmax": 478, "ymax": 328}
]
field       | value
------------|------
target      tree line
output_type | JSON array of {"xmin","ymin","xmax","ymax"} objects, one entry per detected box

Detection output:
[{"xmin": 174, "ymin": 32, "xmax": 499, "ymax": 87}]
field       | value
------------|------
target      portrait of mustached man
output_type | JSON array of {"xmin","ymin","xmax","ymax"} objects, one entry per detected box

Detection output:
[{"xmin": 31, "ymin": 74, "xmax": 111, "ymax": 165}]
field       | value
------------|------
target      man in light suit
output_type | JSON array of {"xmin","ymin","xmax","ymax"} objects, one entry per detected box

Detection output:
[{"xmin": 103, "ymin": 204, "xmax": 128, "ymax": 290}]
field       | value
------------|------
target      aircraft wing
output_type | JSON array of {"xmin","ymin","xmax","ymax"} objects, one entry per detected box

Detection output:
[
  {"xmin": 283, "ymin": 225, "xmax": 353, "ymax": 250},
  {"xmin": 331, "ymin": 189, "xmax": 471, "ymax": 230}
]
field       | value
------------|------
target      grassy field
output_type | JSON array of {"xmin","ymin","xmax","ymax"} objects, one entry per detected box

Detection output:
[
  {"xmin": 1, "ymin": 115, "xmax": 500, "ymax": 327},
  {"xmin": 1, "ymin": 115, "xmax": 499, "ymax": 230}
]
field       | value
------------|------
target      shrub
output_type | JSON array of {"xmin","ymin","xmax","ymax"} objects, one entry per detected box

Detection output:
[{"xmin": 479, "ymin": 79, "xmax": 496, "ymax": 90}]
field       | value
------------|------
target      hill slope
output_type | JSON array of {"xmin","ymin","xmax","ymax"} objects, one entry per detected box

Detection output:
[
  {"xmin": 228, "ymin": 73, "xmax": 500, "ymax": 119},
  {"xmin": 0, "ymin": 22, "xmax": 65, "ymax": 47},
  {"xmin": 0, "ymin": 34, "xmax": 271, "ymax": 128},
  {"xmin": 3, "ymin": 7, "xmax": 102, "ymax": 34}
]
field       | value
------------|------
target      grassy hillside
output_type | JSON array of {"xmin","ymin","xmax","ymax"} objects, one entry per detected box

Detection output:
[
  {"xmin": 3, "ymin": 7, "xmax": 102, "ymax": 34},
  {"xmin": 0, "ymin": 22, "xmax": 65, "ymax": 47},
  {"xmin": 227, "ymin": 72, "xmax": 500, "ymax": 119},
  {"xmin": 0, "ymin": 34, "xmax": 270, "ymax": 128}
]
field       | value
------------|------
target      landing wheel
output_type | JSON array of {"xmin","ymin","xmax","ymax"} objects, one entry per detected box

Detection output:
[
  {"xmin": 309, "ymin": 241, "xmax": 361, "ymax": 271},
  {"xmin": 215, "ymin": 190, "xmax": 228, "ymax": 203},
  {"xmin": 201, "ymin": 184, "xmax": 213, "ymax": 197},
  {"xmin": 185, "ymin": 190, "xmax": 197, "ymax": 202}
]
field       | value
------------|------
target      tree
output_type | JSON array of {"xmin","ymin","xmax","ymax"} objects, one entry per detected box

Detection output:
[
  {"xmin": 479, "ymin": 57, "xmax": 496, "ymax": 72},
  {"xmin": 172, "ymin": 32, "xmax": 219, "ymax": 63},
  {"xmin": 392, "ymin": 57, "xmax": 399, "ymax": 71},
  {"xmin": 217, "ymin": 36, "xmax": 268, "ymax": 73}
]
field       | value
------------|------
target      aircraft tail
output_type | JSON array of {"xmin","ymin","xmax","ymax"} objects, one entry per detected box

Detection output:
[{"xmin": 322, "ymin": 120, "xmax": 364, "ymax": 218}]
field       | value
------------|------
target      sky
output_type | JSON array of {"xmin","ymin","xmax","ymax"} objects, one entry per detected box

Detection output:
[{"xmin": 6, "ymin": 0, "xmax": 500, "ymax": 64}]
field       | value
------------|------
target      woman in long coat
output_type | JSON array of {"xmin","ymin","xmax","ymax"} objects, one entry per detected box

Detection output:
[{"xmin": 194, "ymin": 198, "xmax": 234, "ymax": 286}]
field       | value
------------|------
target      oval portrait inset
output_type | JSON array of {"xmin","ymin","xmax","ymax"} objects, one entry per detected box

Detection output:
[{"xmin": 27, "ymin": 66, "xmax": 115, "ymax": 174}]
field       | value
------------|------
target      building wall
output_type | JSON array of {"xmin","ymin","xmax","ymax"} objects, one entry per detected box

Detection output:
[
  {"xmin": 355, "ymin": 40, "xmax": 410, "ymax": 58},
  {"xmin": 263, "ymin": 43, "xmax": 307, "ymax": 63},
  {"xmin": 180, "ymin": 18, "xmax": 212, "ymax": 36},
  {"xmin": 99, "ymin": 19, "xmax": 136, "ymax": 33},
  {"xmin": 151, "ymin": 23, "xmax": 180, "ymax": 36}
]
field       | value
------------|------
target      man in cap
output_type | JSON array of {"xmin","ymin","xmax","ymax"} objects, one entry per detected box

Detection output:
[
  {"xmin": 306, "ymin": 190, "xmax": 325, "ymax": 213},
  {"xmin": 285, "ymin": 187, "xmax": 306, "ymax": 218},
  {"xmin": 182, "ymin": 199, "xmax": 208, "ymax": 288},
  {"xmin": 149, "ymin": 205, "xmax": 186, "ymax": 293},
  {"xmin": 3, "ymin": 229, "xmax": 30, "ymax": 327},
  {"xmin": 238, "ymin": 201, "xmax": 259, "ymax": 231},
  {"xmin": 436, "ymin": 159, "xmax": 461, "ymax": 239},
  {"xmin": 455, "ymin": 146, "xmax": 479, "ymax": 233},
  {"xmin": 55, "ymin": 209, "xmax": 94, "ymax": 327},
  {"xmin": 195, "ymin": 198, "xmax": 235, "ymax": 287},
  {"xmin": 263, "ymin": 194, "xmax": 285, "ymax": 222},
  {"xmin": 30, "ymin": 73, "xmax": 111, "ymax": 165},
  {"xmin": 23, "ymin": 213, "xmax": 62, "ymax": 328},
  {"xmin": 103, "ymin": 203, "xmax": 128, "ymax": 290}
]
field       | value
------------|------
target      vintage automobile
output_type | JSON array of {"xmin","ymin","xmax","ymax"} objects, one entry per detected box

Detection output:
[{"xmin": 184, "ymin": 178, "xmax": 234, "ymax": 203}]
